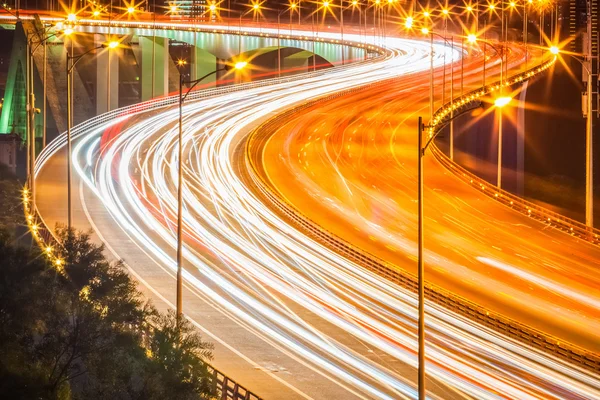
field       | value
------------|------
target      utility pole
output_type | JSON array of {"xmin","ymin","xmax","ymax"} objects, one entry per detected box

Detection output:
[{"xmin": 584, "ymin": 0, "xmax": 597, "ymax": 228}]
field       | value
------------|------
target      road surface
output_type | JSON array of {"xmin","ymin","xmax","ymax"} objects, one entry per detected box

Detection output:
[{"xmin": 34, "ymin": 28, "xmax": 600, "ymax": 399}]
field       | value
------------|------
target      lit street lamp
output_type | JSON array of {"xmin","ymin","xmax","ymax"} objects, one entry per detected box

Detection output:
[
  {"xmin": 25, "ymin": 25, "xmax": 64, "ymax": 211},
  {"xmin": 66, "ymin": 39, "xmax": 121, "ymax": 229},
  {"xmin": 176, "ymin": 60, "xmax": 247, "ymax": 324},
  {"xmin": 416, "ymin": 99, "xmax": 483, "ymax": 400},
  {"xmin": 419, "ymin": 28, "xmax": 461, "ymax": 159}
]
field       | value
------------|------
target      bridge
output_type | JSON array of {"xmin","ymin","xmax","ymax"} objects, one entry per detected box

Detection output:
[
  {"xmin": 5, "ymin": 7, "xmax": 600, "ymax": 400},
  {"xmin": 1, "ymin": 12, "xmax": 373, "ymax": 149}
]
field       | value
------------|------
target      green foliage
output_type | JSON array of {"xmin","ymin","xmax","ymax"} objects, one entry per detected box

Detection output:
[{"xmin": 0, "ymin": 226, "xmax": 214, "ymax": 400}]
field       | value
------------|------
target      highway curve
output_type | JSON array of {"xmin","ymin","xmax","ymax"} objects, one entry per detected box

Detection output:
[{"xmin": 34, "ymin": 30, "xmax": 600, "ymax": 399}]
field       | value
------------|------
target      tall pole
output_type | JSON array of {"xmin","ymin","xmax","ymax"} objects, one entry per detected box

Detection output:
[
  {"xmin": 585, "ymin": 0, "xmax": 593, "ymax": 228},
  {"xmin": 497, "ymin": 106, "xmax": 503, "ymax": 188},
  {"xmin": 313, "ymin": 13, "xmax": 317, "ymax": 71},
  {"xmin": 429, "ymin": 33, "xmax": 433, "ymax": 122},
  {"xmin": 460, "ymin": 35, "xmax": 464, "ymax": 96},
  {"xmin": 278, "ymin": 13, "xmax": 281, "ymax": 77},
  {"xmin": 152, "ymin": 3, "xmax": 156, "ymax": 98},
  {"xmin": 43, "ymin": 41, "xmax": 47, "ymax": 148},
  {"xmin": 450, "ymin": 36, "xmax": 454, "ymax": 161},
  {"xmin": 26, "ymin": 41, "xmax": 30, "ymax": 183},
  {"xmin": 177, "ymin": 75, "xmax": 184, "ymax": 322},
  {"xmin": 524, "ymin": 2, "xmax": 528, "ymax": 67},
  {"xmin": 66, "ymin": 48, "xmax": 73, "ymax": 229},
  {"xmin": 442, "ymin": 20, "xmax": 446, "ymax": 106},
  {"xmin": 586, "ymin": 65, "xmax": 593, "ymax": 227},
  {"xmin": 341, "ymin": 0, "xmax": 345, "ymax": 65},
  {"xmin": 29, "ymin": 44, "xmax": 36, "ymax": 210},
  {"xmin": 108, "ymin": 3, "xmax": 112, "ymax": 112},
  {"xmin": 417, "ymin": 116, "xmax": 426, "ymax": 400},
  {"xmin": 30, "ymin": 62, "xmax": 35, "ymax": 210},
  {"xmin": 483, "ymin": 22, "xmax": 486, "ymax": 87}
]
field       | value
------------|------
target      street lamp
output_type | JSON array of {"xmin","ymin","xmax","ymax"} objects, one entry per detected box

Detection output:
[
  {"xmin": 421, "ymin": 29, "xmax": 458, "ymax": 159},
  {"xmin": 416, "ymin": 100, "xmax": 483, "ymax": 400},
  {"xmin": 470, "ymin": 34, "xmax": 509, "ymax": 189},
  {"xmin": 66, "ymin": 39, "xmax": 121, "ymax": 229},
  {"xmin": 469, "ymin": 35, "xmax": 504, "ymax": 94},
  {"xmin": 176, "ymin": 60, "xmax": 247, "ymax": 323},
  {"xmin": 20, "ymin": 19, "xmax": 72, "ymax": 215}
]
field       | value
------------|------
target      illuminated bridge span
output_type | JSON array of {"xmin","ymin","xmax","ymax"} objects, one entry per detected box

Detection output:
[
  {"xmin": 0, "ymin": 13, "xmax": 371, "ymax": 145},
  {"xmin": 19, "ymin": 13, "xmax": 600, "ymax": 400}
]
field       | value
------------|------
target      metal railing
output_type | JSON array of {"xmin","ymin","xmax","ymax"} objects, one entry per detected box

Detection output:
[{"xmin": 243, "ymin": 53, "xmax": 600, "ymax": 372}]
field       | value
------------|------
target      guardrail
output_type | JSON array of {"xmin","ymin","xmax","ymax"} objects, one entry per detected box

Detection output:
[{"xmin": 243, "ymin": 53, "xmax": 600, "ymax": 372}]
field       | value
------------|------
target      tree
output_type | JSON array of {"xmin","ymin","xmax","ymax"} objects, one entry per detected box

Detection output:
[{"xmin": 0, "ymin": 227, "xmax": 215, "ymax": 400}]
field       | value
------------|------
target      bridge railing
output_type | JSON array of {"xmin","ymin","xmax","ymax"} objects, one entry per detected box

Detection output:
[{"xmin": 242, "ymin": 50, "xmax": 600, "ymax": 372}]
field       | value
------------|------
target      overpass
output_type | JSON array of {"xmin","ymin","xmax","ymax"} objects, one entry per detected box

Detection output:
[{"xmin": 0, "ymin": 13, "xmax": 372, "ymax": 155}]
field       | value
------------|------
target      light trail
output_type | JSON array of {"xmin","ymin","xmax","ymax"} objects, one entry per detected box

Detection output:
[{"xmin": 33, "ymin": 22, "xmax": 600, "ymax": 399}]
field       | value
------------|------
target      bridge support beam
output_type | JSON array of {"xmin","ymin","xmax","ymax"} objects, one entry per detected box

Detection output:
[
  {"xmin": 140, "ymin": 36, "xmax": 169, "ymax": 101},
  {"xmin": 95, "ymin": 34, "xmax": 119, "ymax": 114}
]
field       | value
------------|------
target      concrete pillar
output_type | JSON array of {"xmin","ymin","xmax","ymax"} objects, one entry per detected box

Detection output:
[
  {"xmin": 191, "ymin": 46, "xmax": 217, "ymax": 88},
  {"xmin": 140, "ymin": 36, "xmax": 169, "ymax": 101},
  {"xmin": 95, "ymin": 34, "xmax": 119, "ymax": 114}
]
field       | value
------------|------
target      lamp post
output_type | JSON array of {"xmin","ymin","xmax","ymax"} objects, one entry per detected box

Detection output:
[
  {"xmin": 417, "ymin": 100, "xmax": 483, "ymax": 400},
  {"xmin": 441, "ymin": 8, "xmax": 449, "ymax": 106},
  {"xmin": 340, "ymin": 0, "xmax": 345, "ymax": 65},
  {"xmin": 66, "ymin": 40, "xmax": 120, "ymax": 229},
  {"xmin": 472, "ymin": 36, "xmax": 505, "ymax": 186},
  {"xmin": 421, "ymin": 28, "xmax": 462, "ymax": 157},
  {"xmin": 176, "ymin": 60, "xmax": 247, "ymax": 323},
  {"xmin": 25, "ymin": 24, "xmax": 67, "ymax": 215}
]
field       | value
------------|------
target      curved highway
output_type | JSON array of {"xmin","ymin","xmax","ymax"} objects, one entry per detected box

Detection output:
[{"xmin": 34, "ymin": 24, "xmax": 600, "ymax": 400}]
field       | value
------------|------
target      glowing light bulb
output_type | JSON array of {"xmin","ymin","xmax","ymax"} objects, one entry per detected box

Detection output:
[{"xmin": 494, "ymin": 96, "xmax": 511, "ymax": 108}]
